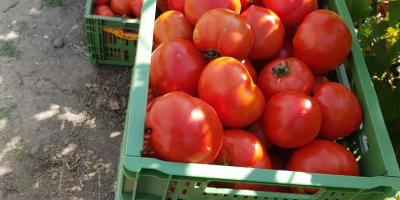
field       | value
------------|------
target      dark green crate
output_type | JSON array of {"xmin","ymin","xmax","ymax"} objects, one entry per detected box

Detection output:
[
  {"xmin": 115, "ymin": 0, "xmax": 400, "ymax": 199},
  {"xmin": 84, "ymin": 0, "xmax": 144, "ymax": 66}
]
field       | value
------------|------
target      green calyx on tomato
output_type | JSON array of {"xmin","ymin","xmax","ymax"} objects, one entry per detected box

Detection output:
[{"xmin": 272, "ymin": 60, "xmax": 291, "ymax": 82}]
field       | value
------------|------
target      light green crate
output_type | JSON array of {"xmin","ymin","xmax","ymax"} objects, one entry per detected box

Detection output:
[{"xmin": 115, "ymin": 0, "xmax": 400, "ymax": 199}]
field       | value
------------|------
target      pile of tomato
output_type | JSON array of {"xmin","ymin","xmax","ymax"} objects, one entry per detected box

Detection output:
[{"xmin": 93, "ymin": 0, "xmax": 364, "ymax": 194}]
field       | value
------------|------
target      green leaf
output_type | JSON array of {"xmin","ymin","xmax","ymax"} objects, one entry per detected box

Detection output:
[
  {"xmin": 370, "ymin": 19, "xmax": 389, "ymax": 39},
  {"xmin": 372, "ymin": 80, "xmax": 400, "ymax": 121},
  {"xmin": 386, "ymin": 1, "xmax": 400, "ymax": 28},
  {"xmin": 389, "ymin": 38, "xmax": 400, "ymax": 61},
  {"xmin": 345, "ymin": 0, "xmax": 373, "ymax": 22},
  {"xmin": 365, "ymin": 53, "xmax": 392, "ymax": 76},
  {"xmin": 370, "ymin": 38, "xmax": 387, "ymax": 55}
]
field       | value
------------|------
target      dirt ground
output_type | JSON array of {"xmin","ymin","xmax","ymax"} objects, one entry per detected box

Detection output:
[{"xmin": 0, "ymin": 0, "xmax": 130, "ymax": 199}]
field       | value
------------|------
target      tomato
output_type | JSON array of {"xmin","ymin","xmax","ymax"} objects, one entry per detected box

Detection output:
[
  {"xmin": 193, "ymin": 8, "xmax": 253, "ymax": 60},
  {"xmin": 257, "ymin": 57, "xmax": 314, "ymax": 101},
  {"xmin": 241, "ymin": 5, "xmax": 285, "ymax": 60},
  {"xmin": 312, "ymin": 75, "xmax": 329, "ymax": 94},
  {"xmin": 251, "ymin": 0, "xmax": 264, "ymax": 7},
  {"xmin": 94, "ymin": 0, "xmax": 109, "ymax": 5},
  {"xmin": 131, "ymin": 0, "xmax": 143, "ymax": 19},
  {"xmin": 287, "ymin": 139, "xmax": 359, "ymax": 193},
  {"xmin": 239, "ymin": 0, "xmax": 251, "ymax": 12},
  {"xmin": 198, "ymin": 57, "xmax": 265, "ymax": 128},
  {"xmin": 145, "ymin": 96, "xmax": 161, "ymax": 128},
  {"xmin": 110, "ymin": 0, "xmax": 133, "ymax": 16},
  {"xmin": 94, "ymin": 5, "xmax": 115, "ymax": 17},
  {"xmin": 149, "ymin": 91, "xmax": 224, "ymax": 164},
  {"xmin": 267, "ymin": 37, "xmax": 293, "ymax": 63},
  {"xmin": 157, "ymin": 0, "xmax": 170, "ymax": 12},
  {"xmin": 259, "ymin": 150, "xmax": 291, "ymax": 193},
  {"xmin": 263, "ymin": 0, "xmax": 318, "ymax": 38},
  {"xmin": 142, "ymin": 129, "xmax": 163, "ymax": 159},
  {"xmin": 184, "ymin": 0, "xmax": 241, "ymax": 25},
  {"xmin": 150, "ymin": 39, "xmax": 208, "ymax": 96},
  {"xmin": 167, "ymin": 0, "xmax": 185, "ymax": 13},
  {"xmin": 153, "ymin": 11, "xmax": 194, "ymax": 46},
  {"xmin": 241, "ymin": 58, "xmax": 258, "ymax": 83},
  {"xmin": 248, "ymin": 117, "xmax": 274, "ymax": 151},
  {"xmin": 262, "ymin": 91, "xmax": 322, "ymax": 148},
  {"xmin": 313, "ymin": 82, "xmax": 363, "ymax": 140},
  {"xmin": 293, "ymin": 10, "xmax": 352, "ymax": 74}
]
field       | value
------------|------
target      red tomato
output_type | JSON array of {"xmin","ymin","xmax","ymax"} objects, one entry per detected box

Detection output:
[
  {"xmin": 150, "ymin": 39, "xmax": 208, "ymax": 96},
  {"xmin": 263, "ymin": 0, "xmax": 318, "ymax": 38},
  {"xmin": 239, "ymin": 0, "xmax": 251, "ymax": 12},
  {"xmin": 241, "ymin": 5, "xmax": 285, "ymax": 60},
  {"xmin": 198, "ymin": 57, "xmax": 265, "ymax": 128},
  {"xmin": 293, "ymin": 10, "xmax": 352, "ymax": 74},
  {"xmin": 154, "ymin": 11, "xmax": 194, "ymax": 46},
  {"xmin": 94, "ymin": 5, "xmax": 115, "ymax": 17},
  {"xmin": 287, "ymin": 139, "xmax": 360, "ymax": 193},
  {"xmin": 267, "ymin": 37, "xmax": 294, "ymax": 62},
  {"xmin": 167, "ymin": 0, "xmax": 185, "ymax": 13},
  {"xmin": 259, "ymin": 150, "xmax": 291, "ymax": 193},
  {"xmin": 251, "ymin": 0, "xmax": 264, "ymax": 6},
  {"xmin": 149, "ymin": 91, "xmax": 224, "ymax": 164},
  {"xmin": 110, "ymin": 0, "xmax": 133, "ymax": 16},
  {"xmin": 248, "ymin": 117, "xmax": 274, "ymax": 151},
  {"xmin": 142, "ymin": 129, "xmax": 163, "ymax": 159},
  {"xmin": 312, "ymin": 75, "xmax": 329, "ymax": 94},
  {"xmin": 313, "ymin": 82, "xmax": 363, "ymax": 140},
  {"xmin": 145, "ymin": 96, "xmax": 161, "ymax": 128},
  {"xmin": 157, "ymin": 0, "xmax": 170, "ymax": 12},
  {"xmin": 131, "ymin": 0, "xmax": 143, "ymax": 19},
  {"xmin": 257, "ymin": 57, "xmax": 314, "ymax": 101},
  {"xmin": 94, "ymin": 0, "xmax": 109, "ymax": 5},
  {"xmin": 193, "ymin": 8, "xmax": 253, "ymax": 60},
  {"xmin": 241, "ymin": 58, "xmax": 258, "ymax": 83},
  {"xmin": 262, "ymin": 91, "xmax": 322, "ymax": 148},
  {"xmin": 184, "ymin": 0, "xmax": 241, "ymax": 25}
]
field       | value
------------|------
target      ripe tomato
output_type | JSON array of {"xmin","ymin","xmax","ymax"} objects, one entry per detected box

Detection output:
[
  {"xmin": 248, "ymin": 117, "xmax": 273, "ymax": 151},
  {"xmin": 312, "ymin": 75, "xmax": 329, "ymax": 94},
  {"xmin": 198, "ymin": 57, "xmax": 265, "ymax": 128},
  {"xmin": 241, "ymin": 5, "xmax": 285, "ymax": 60},
  {"xmin": 287, "ymin": 139, "xmax": 359, "ymax": 193},
  {"xmin": 251, "ymin": 0, "xmax": 264, "ymax": 7},
  {"xmin": 94, "ymin": 5, "xmax": 115, "ymax": 17},
  {"xmin": 241, "ymin": 58, "xmax": 258, "ymax": 83},
  {"xmin": 149, "ymin": 91, "xmax": 224, "ymax": 164},
  {"xmin": 259, "ymin": 150, "xmax": 291, "ymax": 193},
  {"xmin": 153, "ymin": 11, "xmax": 194, "ymax": 46},
  {"xmin": 94, "ymin": 0, "xmax": 109, "ymax": 5},
  {"xmin": 263, "ymin": 0, "xmax": 318, "ymax": 38},
  {"xmin": 257, "ymin": 57, "xmax": 314, "ymax": 101},
  {"xmin": 110, "ymin": 0, "xmax": 133, "ymax": 16},
  {"xmin": 193, "ymin": 8, "xmax": 253, "ymax": 60},
  {"xmin": 262, "ymin": 91, "xmax": 322, "ymax": 148},
  {"xmin": 142, "ymin": 129, "xmax": 163, "ymax": 159},
  {"xmin": 145, "ymin": 96, "xmax": 161, "ymax": 128},
  {"xmin": 267, "ymin": 37, "xmax": 293, "ymax": 63},
  {"xmin": 157, "ymin": 0, "xmax": 170, "ymax": 12},
  {"xmin": 313, "ymin": 82, "xmax": 363, "ymax": 140},
  {"xmin": 167, "ymin": 0, "xmax": 185, "ymax": 13},
  {"xmin": 293, "ymin": 10, "xmax": 352, "ymax": 74},
  {"xmin": 150, "ymin": 39, "xmax": 209, "ymax": 96},
  {"xmin": 184, "ymin": 0, "xmax": 241, "ymax": 25},
  {"xmin": 131, "ymin": 0, "xmax": 143, "ymax": 19},
  {"xmin": 239, "ymin": 0, "xmax": 251, "ymax": 12}
]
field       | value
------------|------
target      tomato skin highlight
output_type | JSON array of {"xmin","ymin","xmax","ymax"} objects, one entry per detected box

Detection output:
[
  {"xmin": 312, "ymin": 75, "xmax": 330, "ymax": 94},
  {"xmin": 149, "ymin": 91, "xmax": 224, "ymax": 164},
  {"xmin": 241, "ymin": 58, "xmax": 258, "ymax": 83},
  {"xmin": 154, "ymin": 11, "xmax": 194, "ymax": 46},
  {"xmin": 313, "ymin": 82, "xmax": 363, "ymax": 140},
  {"xmin": 257, "ymin": 57, "xmax": 314, "ymax": 101},
  {"xmin": 150, "ymin": 39, "xmax": 208, "ymax": 97},
  {"xmin": 262, "ymin": 91, "xmax": 322, "ymax": 148},
  {"xmin": 198, "ymin": 57, "xmax": 265, "ymax": 128},
  {"xmin": 287, "ymin": 139, "xmax": 360, "ymax": 193},
  {"xmin": 263, "ymin": 0, "xmax": 318, "ymax": 38},
  {"xmin": 241, "ymin": 5, "xmax": 285, "ymax": 60},
  {"xmin": 193, "ymin": 8, "xmax": 253, "ymax": 60},
  {"xmin": 293, "ymin": 10, "xmax": 352, "ymax": 74},
  {"xmin": 184, "ymin": 0, "xmax": 241, "ymax": 25}
]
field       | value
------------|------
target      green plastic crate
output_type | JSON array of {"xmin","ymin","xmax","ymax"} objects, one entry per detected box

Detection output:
[
  {"xmin": 115, "ymin": 0, "xmax": 400, "ymax": 199},
  {"xmin": 84, "ymin": 0, "xmax": 143, "ymax": 66}
]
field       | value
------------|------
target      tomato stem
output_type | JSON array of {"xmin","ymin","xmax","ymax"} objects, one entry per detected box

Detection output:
[
  {"xmin": 290, "ymin": 22, "xmax": 300, "ymax": 36},
  {"xmin": 272, "ymin": 60, "xmax": 291, "ymax": 83}
]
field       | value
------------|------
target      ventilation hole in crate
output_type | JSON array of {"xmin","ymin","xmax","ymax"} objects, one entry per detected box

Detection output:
[
  {"xmin": 356, "ymin": 155, "xmax": 362, "ymax": 162},
  {"xmin": 167, "ymin": 197, "xmax": 172, "ymax": 200},
  {"xmin": 330, "ymin": 192, "xmax": 336, "ymax": 196},
  {"xmin": 169, "ymin": 187, "xmax": 175, "ymax": 192},
  {"xmin": 114, "ymin": 35, "xmax": 117, "ymax": 44},
  {"xmin": 109, "ymin": 33, "xmax": 113, "ymax": 44},
  {"xmin": 361, "ymin": 134, "xmax": 369, "ymax": 153},
  {"xmin": 196, "ymin": 182, "xmax": 201, "ymax": 187},
  {"xmin": 244, "ymin": 196, "xmax": 248, "ymax": 199},
  {"xmin": 126, "ymin": 39, "xmax": 129, "ymax": 46},
  {"xmin": 233, "ymin": 195, "xmax": 239, "ymax": 198},
  {"xmin": 134, "ymin": 40, "xmax": 137, "ymax": 47},
  {"xmin": 353, "ymin": 147, "xmax": 359, "ymax": 155},
  {"xmin": 182, "ymin": 189, "xmax": 187, "ymax": 194},
  {"xmin": 171, "ymin": 181, "xmax": 177, "ymax": 185},
  {"xmin": 203, "ymin": 192, "xmax": 207, "ymax": 196},
  {"xmin": 185, "ymin": 182, "xmax": 190, "ymax": 186},
  {"xmin": 341, "ymin": 193, "xmax": 346, "ymax": 196},
  {"xmin": 253, "ymin": 197, "xmax": 258, "ymax": 199},
  {"xmin": 223, "ymin": 194, "xmax": 228, "ymax": 197}
]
